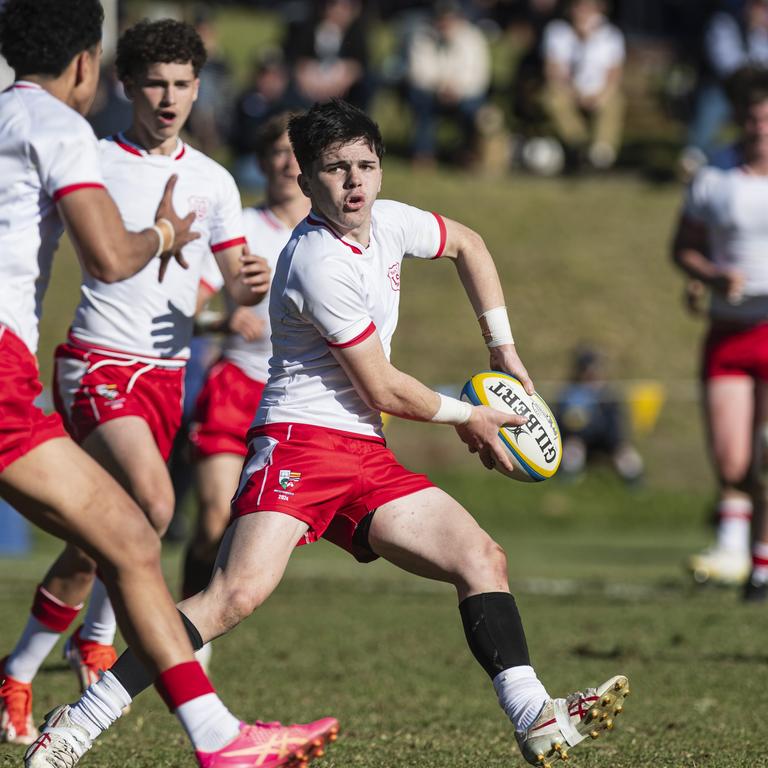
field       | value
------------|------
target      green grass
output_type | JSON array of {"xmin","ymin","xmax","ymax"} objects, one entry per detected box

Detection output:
[{"xmin": 0, "ymin": 476, "xmax": 762, "ymax": 768}]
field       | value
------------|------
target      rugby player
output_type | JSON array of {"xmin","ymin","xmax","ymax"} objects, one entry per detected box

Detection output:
[
  {"xmin": 672, "ymin": 69, "xmax": 768, "ymax": 595},
  {"xmin": 32, "ymin": 100, "xmax": 629, "ymax": 768},
  {"xmin": 0, "ymin": 5, "xmax": 336, "ymax": 766}
]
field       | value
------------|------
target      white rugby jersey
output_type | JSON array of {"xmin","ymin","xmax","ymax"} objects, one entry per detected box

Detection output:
[
  {"xmin": 219, "ymin": 206, "xmax": 291, "ymax": 383},
  {"xmin": 685, "ymin": 165, "xmax": 768, "ymax": 322},
  {"xmin": 69, "ymin": 133, "xmax": 245, "ymax": 363},
  {"xmin": 0, "ymin": 82, "xmax": 104, "ymax": 354},
  {"xmin": 255, "ymin": 199, "xmax": 446, "ymax": 439}
]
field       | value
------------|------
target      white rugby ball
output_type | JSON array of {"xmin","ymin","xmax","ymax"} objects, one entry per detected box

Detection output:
[{"xmin": 460, "ymin": 371, "xmax": 562, "ymax": 482}]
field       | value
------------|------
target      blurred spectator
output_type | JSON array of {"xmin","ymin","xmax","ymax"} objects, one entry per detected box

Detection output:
[
  {"xmin": 554, "ymin": 346, "xmax": 644, "ymax": 485},
  {"xmin": 186, "ymin": 7, "xmax": 235, "ymax": 156},
  {"xmin": 405, "ymin": 0, "xmax": 491, "ymax": 166},
  {"xmin": 542, "ymin": 0, "xmax": 625, "ymax": 171},
  {"xmin": 509, "ymin": 0, "xmax": 560, "ymax": 133},
  {"xmin": 229, "ymin": 50, "xmax": 295, "ymax": 190},
  {"xmin": 679, "ymin": 0, "xmax": 768, "ymax": 179},
  {"xmin": 284, "ymin": 0, "xmax": 372, "ymax": 109}
]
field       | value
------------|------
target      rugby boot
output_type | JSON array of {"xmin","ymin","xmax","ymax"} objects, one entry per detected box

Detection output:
[
  {"xmin": 63, "ymin": 626, "xmax": 117, "ymax": 692},
  {"xmin": 0, "ymin": 656, "xmax": 38, "ymax": 745},
  {"xmin": 744, "ymin": 571, "xmax": 768, "ymax": 603},
  {"xmin": 196, "ymin": 717, "xmax": 340, "ymax": 768},
  {"xmin": 687, "ymin": 546, "xmax": 750, "ymax": 586},
  {"xmin": 24, "ymin": 705, "xmax": 91, "ymax": 768},
  {"xmin": 516, "ymin": 675, "xmax": 629, "ymax": 768}
]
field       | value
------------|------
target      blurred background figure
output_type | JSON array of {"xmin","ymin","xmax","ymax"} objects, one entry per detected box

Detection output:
[
  {"xmin": 229, "ymin": 50, "xmax": 294, "ymax": 190},
  {"xmin": 86, "ymin": 61, "xmax": 133, "ymax": 139},
  {"xmin": 554, "ymin": 345, "xmax": 644, "ymax": 484},
  {"xmin": 679, "ymin": 0, "xmax": 768, "ymax": 179},
  {"xmin": 284, "ymin": 0, "xmax": 372, "ymax": 109},
  {"xmin": 404, "ymin": 0, "xmax": 491, "ymax": 167},
  {"xmin": 186, "ymin": 6, "xmax": 235, "ymax": 156},
  {"xmin": 542, "ymin": 0, "xmax": 625, "ymax": 172}
]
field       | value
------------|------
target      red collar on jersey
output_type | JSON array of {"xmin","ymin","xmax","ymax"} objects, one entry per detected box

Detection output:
[
  {"xmin": 7, "ymin": 81, "xmax": 43, "ymax": 91},
  {"xmin": 112, "ymin": 132, "xmax": 186, "ymax": 160},
  {"xmin": 258, "ymin": 206, "xmax": 287, "ymax": 232},
  {"xmin": 306, "ymin": 212, "xmax": 364, "ymax": 255}
]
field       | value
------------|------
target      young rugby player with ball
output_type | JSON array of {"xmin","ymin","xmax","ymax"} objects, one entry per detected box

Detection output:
[{"xmin": 36, "ymin": 99, "xmax": 630, "ymax": 768}]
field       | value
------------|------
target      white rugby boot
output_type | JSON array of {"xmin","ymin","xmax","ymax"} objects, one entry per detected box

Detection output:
[
  {"xmin": 24, "ymin": 705, "xmax": 92, "ymax": 768},
  {"xmin": 687, "ymin": 546, "xmax": 751, "ymax": 586},
  {"xmin": 515, "ymin": 675, "xmax": 629, "ymax": 767}
]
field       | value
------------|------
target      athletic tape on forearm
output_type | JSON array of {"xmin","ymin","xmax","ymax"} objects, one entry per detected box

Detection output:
[
  {"xmin": 153, "ymin": 217, "xmax": 175, "ymax": 256},
  {"xmin": 478, "ymin": 306, "xmax": 514, "ymax": 348},
  {"xmin": 430, "ymin": 393, "xmax": 473, "ymax": 425}
]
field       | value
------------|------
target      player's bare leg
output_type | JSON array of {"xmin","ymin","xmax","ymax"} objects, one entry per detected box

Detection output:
[
  {"xmin": 367, "ymin": 487, "xmax": 629, "ymax": 767},
  {"xmin": 4, "ymin": 417, "xmax": 176, "ymax": 710},
  {"xmin": 182, "ymin": 454, "xmax": 245, "ymax": 670},
  {"xmin": 47, "ymin": 511, "xmax": 339, "ymax": 765},
  {"xmin": 690, "ymin": 376, "xmax": 755, "ymax": 585}
]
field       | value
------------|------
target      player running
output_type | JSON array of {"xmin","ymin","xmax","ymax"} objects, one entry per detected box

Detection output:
[
  {"xmin": 1, "ymin": 6, "xmax": 337, "ymax": 766},
  {"xmin": 673, "ymin": 69, "xmax": 768, "ymax": 596},
  {"xmin": 35, "ymin": 99, "xmax": 630, "ymax": 767},
  {"xmin": 183, "ymin": 114, "xmax": 310, "ymax": 649}
]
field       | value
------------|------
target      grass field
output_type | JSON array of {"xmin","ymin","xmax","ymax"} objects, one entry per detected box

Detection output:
[{"xmin": 1, "ymin": 6, "xmax": 756, "ymax": 764}]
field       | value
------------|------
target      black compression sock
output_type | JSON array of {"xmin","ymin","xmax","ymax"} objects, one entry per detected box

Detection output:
[
  {"xmin": 111, "ymin": 609, "xmax": 205, "ymax": 698},
  {"xmin": 459, "ymin": 592, "xmax": 531, "ymax": 679}
]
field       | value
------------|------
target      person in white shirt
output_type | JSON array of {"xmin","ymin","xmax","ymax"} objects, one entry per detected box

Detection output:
[
  {"xmin": 673, "ymin": 70, "xmax": 768, "ymax": 598},
  {"xmin": 2, "ymin": 11, "xmax": 336, "ymax": 768},
  {"xmin": 183, "ymin": 113, "xmax": 309, "ymax": 656},
  {"xmin": 54, "ymin": 99, "xmax": 630, "ymax": 768},
  {"xmin": 542, "ymin": 0, "xmax": 625, "ymax": 170}
]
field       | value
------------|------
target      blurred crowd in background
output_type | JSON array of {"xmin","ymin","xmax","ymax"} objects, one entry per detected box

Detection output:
[{"xmin": 77, "ymin": 0, "xmax": 768, "ymax": 182}]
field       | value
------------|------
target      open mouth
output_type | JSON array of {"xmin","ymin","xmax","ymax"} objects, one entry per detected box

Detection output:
[
  {"xmin": 157, "ymin": 110, "xmax": 176, "ymax": 126},
  {"xmin": 344, "ymin": 195, "xmax": 365, "ymax": 211}
]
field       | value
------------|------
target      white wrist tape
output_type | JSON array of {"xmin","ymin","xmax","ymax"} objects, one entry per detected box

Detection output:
[
  {"xmin": 150, "ymin": 225, "xmax": 164, "ymax": 258},
  {"xmin": 431, "ymin": 393, "xmax": 473, "ymax": 425},
  {"xmin": 478, "ymin": 306, "xmax": 514, "ymax": 348},
  {"xmin": 153, "ymin": 217, "xmax": 175, "ymax": 256}
]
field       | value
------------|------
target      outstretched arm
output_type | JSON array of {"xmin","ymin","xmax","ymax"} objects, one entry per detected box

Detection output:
[
  {"xmin": 330, "ymin": 331, "xmax": 525, "ymax": 472},
  {"xmin": 439, "ymin": 217, "xmax": 533, "ymax": 393},
  {"xmin": 58, "ymin": 174, "xmax": 198, "ymax": 284}
]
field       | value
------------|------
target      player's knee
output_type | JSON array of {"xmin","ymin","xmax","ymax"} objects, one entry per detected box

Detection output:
[
  {"xmin": 140, "ymin": 489, "xmax": 176, "ymax": 536},
  {"xmin": 717, "ymin": 457, "xmax": 751, "ymax": 489},
  {"xmin": 221, "ymin": 584, "xmax": 267, "ymax": 627},
  {"xmin": 458, "ymin": 535, "xmax": 509, "ymax": 591},
  {"xmin": 113, "ymin": 510, "xmax": 163, "ymax": 572}
]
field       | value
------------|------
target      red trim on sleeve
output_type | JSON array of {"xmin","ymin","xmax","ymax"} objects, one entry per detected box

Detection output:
[
  {"xmin": 53, "ymin": 182, "xmax": 105, "ymax": 202},
  {"xmin": 211, "ymin": 236, "xmax": 247, "ymax": 253},
  {"xmin": 431, "ymin": 212, "xmax": 447, "ymax": 259},
  {"xmin": 327, "ymin": 321, "xmax": 376, "ymax": 349},
  {"xmin": 199, "ymin": 278, "xmax": 219, "ymax": 294}
]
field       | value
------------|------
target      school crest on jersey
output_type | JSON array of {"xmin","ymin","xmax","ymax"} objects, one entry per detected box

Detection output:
[
  {"xmin": 387, "ymin": 262, "xmax": 400, "ymax": 291},
  {"xmin": 188, "ymin": 196, "xmax": 210, "ymax": 221}
]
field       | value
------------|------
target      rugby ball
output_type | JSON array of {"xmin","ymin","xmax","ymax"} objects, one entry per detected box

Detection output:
[{"xmin": 461, "ymin": 371, "xmax": 562, "ymax": 482}]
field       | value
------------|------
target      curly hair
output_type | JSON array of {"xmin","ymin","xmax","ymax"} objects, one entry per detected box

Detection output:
[
  {"xmin": 288, "ymin": 99, "xmax": 384, "ymax": 175},
  {"xmin": 115, "ymin": 19, "xmax": 207, "ymax": 83},
  {"xmin": 0, "ymin": 0, "xmax": 103, "ymax": 77}
]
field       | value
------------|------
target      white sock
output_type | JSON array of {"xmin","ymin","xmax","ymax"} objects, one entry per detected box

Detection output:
[
  {"xmin": 69, "ymin": 670, "xmax": 132, "ymax": 741},
  {"xmin": 716, "ymin": 498, "xmax": 752, "ymax": 553},
  {"xmin": 6, "ymin": 617, "xmax": 62, "ymax": 683},
  {"xmin": 493, "ymin": 665, "xmax": 550, "ymax": 732},
  {"xmin": 81, "ymin": 578, "xmax": 117, "ymax": 645},
  {"xmin": 752, "ymin": 542, "xmax": 768, "ymax": 583},
  {"xmin": 175, "ymin": 693, "xmax": 241, "ymax": 752},
  {"xmin": 194, "ymin": 642, "xmax": 213, "ymax": 674}
]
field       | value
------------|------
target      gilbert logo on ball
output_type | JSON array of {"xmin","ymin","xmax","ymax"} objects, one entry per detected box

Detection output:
[{"xmin": 461, "ymin": 371, "xmax": 562, "ymax": 482}]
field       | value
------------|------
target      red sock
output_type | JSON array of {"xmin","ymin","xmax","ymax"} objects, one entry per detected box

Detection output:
[
  {"xmin": 155, "ymin": 661, "xmax": 215, "ymax": 711},
  {"xmin": 31, "ymin": 584, "xmax": 82, "ymax": 632}
]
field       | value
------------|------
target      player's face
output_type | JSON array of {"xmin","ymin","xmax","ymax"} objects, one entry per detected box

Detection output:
[
  {"xmin": 263, "ymin": 131, "xmax": 301, "ymax": 202},
  {"xmin": 743, "ymin": 99, "xmax": 768, "ymax": 149},
  {"xmin": 301, "ymin": 139, "xmax": 382, "ymax": 237},
  {"xmin": 126, "ymin": 61, "xmax": 199, "ymax": 143}
]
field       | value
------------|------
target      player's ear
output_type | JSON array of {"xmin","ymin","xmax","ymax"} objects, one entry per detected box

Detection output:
[
  {"xmin": 297, "ymin": 173, "xmax": 312, "ymax": 199},
  {"xmin": 192, "ymin": 77, "xmax": 200, "ymax": 103}
]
